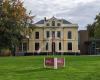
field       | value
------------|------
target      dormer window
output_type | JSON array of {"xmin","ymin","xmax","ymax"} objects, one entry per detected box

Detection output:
[
  {"xmin": 46, "ymin": 23, "xmax": 50, "ymax": 26},
  {"xmin": 57, "ymin": 23, "xmax": 61, "ymax": 26},
  {"xmin": 52, "ymin": 21, "xmax": 55, "ymax": 26}
]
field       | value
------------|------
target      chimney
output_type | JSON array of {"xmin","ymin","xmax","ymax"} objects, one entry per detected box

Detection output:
[{"xmin": 44, "ymin": 17, "xmax": 46, "ymax": 21}]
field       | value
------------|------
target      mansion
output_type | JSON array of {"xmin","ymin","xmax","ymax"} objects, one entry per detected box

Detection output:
[{"xmin": 16, "ymin": 17, "xmax": 80, "ymax": 55}]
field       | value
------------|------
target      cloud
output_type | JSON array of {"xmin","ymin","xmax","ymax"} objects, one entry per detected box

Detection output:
[{"xmin": 23, "ymin": 0, "xmax": 100, "ymax": 30}]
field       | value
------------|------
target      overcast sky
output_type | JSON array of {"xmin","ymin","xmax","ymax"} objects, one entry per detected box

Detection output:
[{"xmin": 24, "ymin": 0, "xmax": 100, "ymax": 30}]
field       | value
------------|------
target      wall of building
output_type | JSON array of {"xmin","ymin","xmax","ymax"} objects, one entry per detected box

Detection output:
[
  {"xmin": 63, "ymin": 27, "xmax": 79, "ymax": 53},
  {"xmin": 30, "ymin": 27, "xmax": 79, "ymax": 54},
  {"xmin": 16, "ymin": 17, "xmax": 80, "ymax": 55},
  {"xmin": 79, "ymin": 30, "xmax": 89, "ymax": 54}
]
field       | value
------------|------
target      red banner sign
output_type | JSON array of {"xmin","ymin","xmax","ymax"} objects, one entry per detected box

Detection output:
[
  {"xmin": 57, "ymin": 58, "xmax": 64, "ymax": 67},
  {"xmin": 44, "ymin": 57, "xmax": 65, "ymax": 69},
  {"xmin": 45, "ymin": 58, "xmax": 54, "ymax": 66}
]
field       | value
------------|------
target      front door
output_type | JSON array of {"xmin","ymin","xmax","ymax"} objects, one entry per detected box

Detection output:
[{"xmin": 52, "ymin": 42, "xmax": 55, "ymax": 53}]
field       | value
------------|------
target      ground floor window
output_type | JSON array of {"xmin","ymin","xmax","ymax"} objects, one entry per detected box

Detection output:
[
  {"xmin": 19, "ymin": 43, "xmax": 27, "ymax": 51},
  {"xmin": 68, "ymin": 42, "xmax": 72, "ymax": 50},
  {"xmin": 23, "ymin": 43, "xmax": 27, "ymax": 51},
  {"xmin": 19, "ymin": 43, "xmax": 22, "ymax": 51},
  {"xmin": 46, "ymin": 43, "xmax": 48, "ymax": 50},
  {"xmin": 52, "ymin": 42, "xmax": 55, "ymax": 52},
  {"xmin": 35, "ymin": 43, "xmax": 39, "ymax": 50},
  {"xmin": 59, "ymin": 42, "xmax": 61, "ymax": 50}
]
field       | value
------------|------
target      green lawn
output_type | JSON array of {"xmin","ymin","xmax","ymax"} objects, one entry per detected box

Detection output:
[{"xmin": 0, "ymin": 55, "xmax": 100, "ymax": 80}]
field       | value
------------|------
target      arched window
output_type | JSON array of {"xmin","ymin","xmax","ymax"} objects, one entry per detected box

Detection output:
[
  {"xmin": 52, "ymin": 21, "xmax": 55, "ymax": 26},
  {"xmin": 57, "ymin": 31, "xmax": 61, "ymax": 38},
  {"xmin": 46, "ymin": 23, "xmax": 50, "ymax": 26},
  {"xmin": 35, "ymin": 32, "xmax": 39, "ymax": 39},
  {"xmin": 35, "ymin": 43, "xmax": 39, "ymax": 50},
  {"xmin": 46, "ymin": 31, "xmax": 50, "ymax": 38},
  {"xmin": 57, "ymin": 23, "xmax": 61, "ymax": 26},
  {"xmin": 68, "ymin": 31, "xmax": 72, "ymax": 39},
  {"xmin": 68, "ymin": 42, "xmax": 72, "ymax": 50}
]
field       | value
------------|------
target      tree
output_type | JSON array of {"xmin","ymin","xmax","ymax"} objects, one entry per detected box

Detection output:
[
  {"xmin": 87, "ymin": 13, "xmax": 100, "ymax": 39},
  {"xmin": 87, "ymin": 24, "xmax": 95, "ymax": 38},
  {"xmin": 94, "ymin": 13, "xmax": 100, "ymax": 38},
  {"xmin": 0, "ymin": 0, "xmax": 34, "ymax": 55}
]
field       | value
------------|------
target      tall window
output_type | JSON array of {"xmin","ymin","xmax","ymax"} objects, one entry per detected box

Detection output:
[
  {"xmin": 52, "ymin": 31, "xmax": 55, "ymax": 38},
  {"xmin": 57, "ymin": 23, "xmax": 61, "ymax": 26},
  {"xmin": 59, "ymin": 42, "xmax": 61, "ymax": 50},
  {"xmin": 23, "ymin": 43, "xmax": 27, "ymax": 51},
  {"xmin": 46, "ymin": 43, "xmax": 48, "ymax": 50},
  {"xmin": 35, "ymin": 32, "xmax": 39, "ymax": 39},
  {"xmin": 57, "ymin": 31, "xmax": 61, "ymax": 38},
  {"xmin": 68, "ymin": 31, "xmax": 72, "ymax": 39},
  {"xmin": 52, "ymin": 21, "xmax": 55, "ymax": 26},
  {"xmin": 35, "ymin": 43, "xmax": 39, "ymax": 50},
  {"xmin": 46, "ymin": 31, "xmax": 50, "ymax": 38},
  {"xmin": 68, "ymin": 42, "xmax": 72, "ymax": 50},
  {"xmin": 46, "ymin": 23, "xmax": 50, "ymax": 26},
  {"xmin": 19, "ymin": 43, "xmax": 22, "ymax": 51},
  {"xmin": 52, "ymin": 42, "xmax": 55, "ymax": 52}
]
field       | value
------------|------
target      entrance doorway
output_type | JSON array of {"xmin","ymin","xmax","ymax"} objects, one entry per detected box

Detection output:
[{"xmin": 52, "ymin": 42, "xmax": 55, "ymax": 53}]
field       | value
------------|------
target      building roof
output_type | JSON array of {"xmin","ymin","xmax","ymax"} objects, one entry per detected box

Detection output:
[
  {"xmin": 35, "ymin": 17, "xmax": 72, "ymax": 24},
  {"xmin": 36, "ymin": 20, "xmax": 44, "ymax": 24},
  {"xmin": 61, "ymin": 19, "xmax": 72, "ymax": 24}
]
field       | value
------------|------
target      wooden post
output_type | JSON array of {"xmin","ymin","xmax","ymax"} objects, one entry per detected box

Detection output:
[
  {"xmin": 44, "ymin": 58, "xmax": 46, "ymax": 68},
  {"xmin": 64, "ymin": 58, "xmax": 65, "ymax": 67},
  {"xmin": 54, "ymin": 58, "xmax": 57, "ymax": 69}
]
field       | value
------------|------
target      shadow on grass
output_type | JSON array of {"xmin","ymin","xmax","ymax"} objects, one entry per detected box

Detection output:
[{"xmin": 14, "ymin": 68, "xmax": 56, "ymax": 74}]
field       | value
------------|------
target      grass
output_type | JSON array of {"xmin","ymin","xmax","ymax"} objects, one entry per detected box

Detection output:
[{"xmin": 0, "ymin": 55, "xmax": 100, "ymax": 80}]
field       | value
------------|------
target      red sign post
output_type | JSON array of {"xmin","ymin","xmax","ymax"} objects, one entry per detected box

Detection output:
[{"xmin": 44, "ymin": 57, "xmax": 65, "ymax": 69}]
